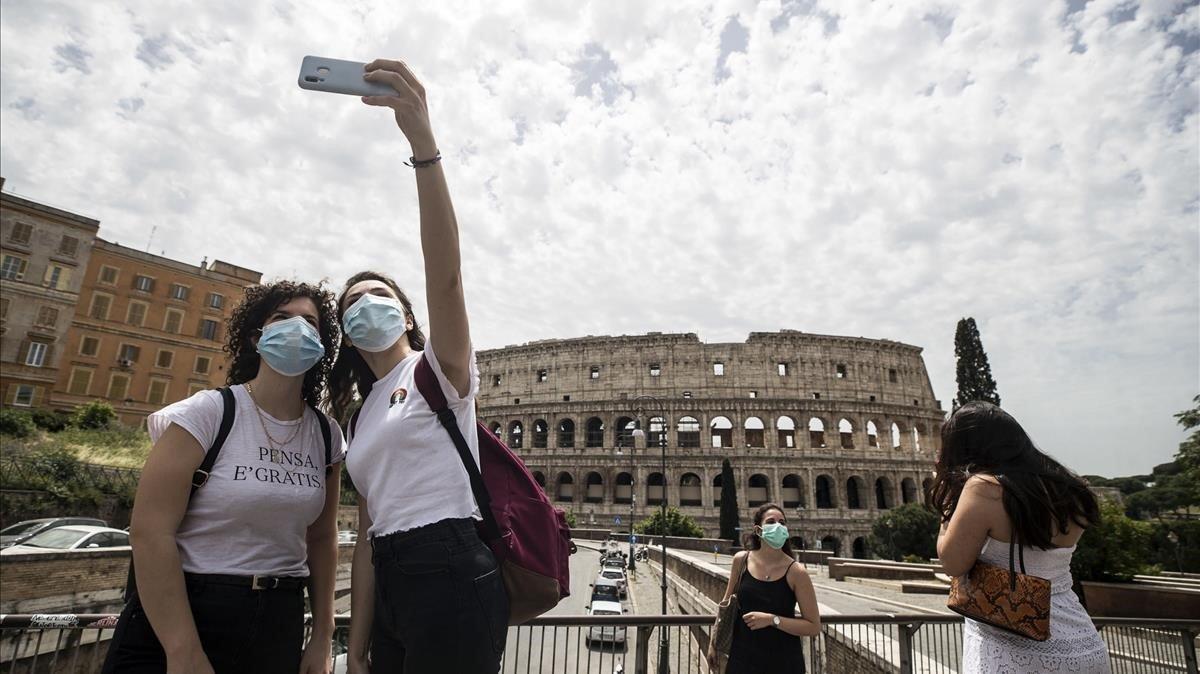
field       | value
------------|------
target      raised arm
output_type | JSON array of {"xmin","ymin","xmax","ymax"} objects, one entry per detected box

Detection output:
[
  {"xmin": 128, "ymin": 424, "xmax": 214, "ymax": 674},
  {"xmin": 363, "ymin": 59, "xmax": 472, "ymax": 397}
]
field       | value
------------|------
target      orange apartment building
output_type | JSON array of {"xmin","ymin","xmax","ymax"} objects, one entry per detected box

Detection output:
[
  {"xmin": 51, "ymin": 239, "xmax": 262, "ymax": 425},
  {"xmin": 0, "ymin": 181, "xmax": 100, "ymax": 409}
]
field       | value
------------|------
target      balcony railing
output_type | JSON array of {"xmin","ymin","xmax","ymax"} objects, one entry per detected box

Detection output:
[{"xmin": 0, "ymin": 614, "xmax": 1195, "ymax": 674}]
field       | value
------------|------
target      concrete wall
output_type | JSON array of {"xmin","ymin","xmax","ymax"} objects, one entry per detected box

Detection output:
[
  {"xmin": 0, "ymin": 544, "xmax": 357, "ymax": 614},
  {"xmin": 1081, "ymin": 581, "xmax": 1200, "ymax": 619}
]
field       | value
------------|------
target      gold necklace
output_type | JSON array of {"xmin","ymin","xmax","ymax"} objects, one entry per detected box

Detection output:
[{"xmin": 244, "ymin": 382, "xmax": 303, "ymax": 451}]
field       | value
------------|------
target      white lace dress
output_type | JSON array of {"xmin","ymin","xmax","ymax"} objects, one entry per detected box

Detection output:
[{"xmin": 961, "ymin": 537, "xmax": 1111, "ymax": 673}]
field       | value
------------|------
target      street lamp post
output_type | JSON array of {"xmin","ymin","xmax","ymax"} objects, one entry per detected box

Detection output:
[
  {"xmin": 631, "ymin": 394, "xmax": 669, "ymax": 674},
  {"xmin": 616, "ymin": 435, "xmax": 637, "ymax": 572}
]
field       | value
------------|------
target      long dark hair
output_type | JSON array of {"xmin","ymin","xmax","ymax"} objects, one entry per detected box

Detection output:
[
  {"xmin": 327, "ymin": 271, "xmax": 426, "ymax": 423},
  {"xmin": 741, "ymin": 503, "xmax": 797, "ymax": 557},
  {"xmin": 926, "ymin": 401, "xmax": 1099, "ymax": 550},
  {"xmin": 224, "ymin": 280, "xmax": 339, "ymax": 409}
]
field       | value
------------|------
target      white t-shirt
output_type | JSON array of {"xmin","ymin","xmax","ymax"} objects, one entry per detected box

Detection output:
[
  {"xmin": 147, "ymin": 385, "xmax": 346, "ymax": 577},
  {"xmin": 345, "ymin": 338, "xmax": 481, "ymax": 538}
]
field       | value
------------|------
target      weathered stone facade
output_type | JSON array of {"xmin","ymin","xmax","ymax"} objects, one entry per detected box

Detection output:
[{"xmin": 476, "ymin": 331, "xmax": 943, "ymax": 558}]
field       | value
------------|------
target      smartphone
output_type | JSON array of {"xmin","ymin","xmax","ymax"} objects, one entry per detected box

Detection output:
[{"xmin": 297, "ymin": 56, "xmax": 398, "ymax": 97}]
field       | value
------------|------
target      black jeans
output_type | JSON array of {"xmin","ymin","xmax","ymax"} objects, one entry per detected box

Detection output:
[
  {"xmin": 370, "ymin": 518, "xmax": 510, "ymax": 673},
  {"xmin": 100, "ymin": 575, "xmax": 305, "ymax": 673}
]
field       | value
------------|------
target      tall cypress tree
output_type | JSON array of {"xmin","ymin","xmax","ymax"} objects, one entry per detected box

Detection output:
[
  {"xmin": 719, "ymin": 458, "xmax": 740, "ymax": 541},
  {"xmin": 953, "ymin": 317, "xmax": 1001, "ymax": 410}
]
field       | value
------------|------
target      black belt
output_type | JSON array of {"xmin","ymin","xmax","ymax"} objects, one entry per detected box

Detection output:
[{"xmin": 184, "ymin": 572, "xmax": 306, "ymax": 591}]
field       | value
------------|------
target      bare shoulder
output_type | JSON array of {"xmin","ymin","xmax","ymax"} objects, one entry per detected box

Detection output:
[
  {"xmin": 787, "ymin": 561, "xmax": 811, "ymax": 581},
  {"xmin": 963, "ymin": 473, "xmax": 1003, "ymax": 499}
]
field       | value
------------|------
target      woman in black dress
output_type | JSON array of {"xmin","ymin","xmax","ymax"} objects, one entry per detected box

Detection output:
[{"xmin": 708, "ymin": 503, "xmax": 821, "ymax": 673}]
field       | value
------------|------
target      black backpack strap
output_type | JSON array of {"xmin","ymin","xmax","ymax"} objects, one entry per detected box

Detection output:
[
  {"xmin": 309, "ymin": 404, "xmax": 333, "ymax": 469},
  {"xmin": 413, "ymin": 356, "xmax": 501, "ymax": 542},
  {"xmin": 349, "ymin": 407, "xmax": 361, "ymax": 441},
  {"xmin": 190, "ymin": 387, "xmax": 235, "ymax": 495}
]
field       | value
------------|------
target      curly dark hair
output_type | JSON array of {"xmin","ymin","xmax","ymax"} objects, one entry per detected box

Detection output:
[
  {"xmin": 328, "ymin": 271, "xmax": 426, "ymax": 423},
  {"xmin": 224, "ymin": 280, "xmax": 339, "ymax": 408}
]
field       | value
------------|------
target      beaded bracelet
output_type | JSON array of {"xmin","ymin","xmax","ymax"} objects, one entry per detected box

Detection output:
[{"xmin": 405, "ymin": 152, "xmax": 442, "ymax": 168}]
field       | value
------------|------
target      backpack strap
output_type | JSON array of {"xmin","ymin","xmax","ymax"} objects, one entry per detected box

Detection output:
[
  {"xmin": 413, "ymin": 355, "xmax": 501, "ymax": 542},
  {"xmin": 309, "ymin": 404, "xmax": 333, "ymax": 469},
  {"xmin": 190, "ymin": 387, "xmax": 235, "ymax": 494},
  {"xmin": 349, "ymin": 407, "xmax": 361, "ymax": 441}
]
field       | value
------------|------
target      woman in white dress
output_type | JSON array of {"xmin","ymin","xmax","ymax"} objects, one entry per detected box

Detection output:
[{"xmin": 929, "ymin": 401, "xmax": 1111, "ymax": 673}]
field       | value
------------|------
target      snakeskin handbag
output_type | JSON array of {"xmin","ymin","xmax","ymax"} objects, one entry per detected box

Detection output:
[
  {"xmin": 710, "ymin": 555, "xmax": 746, "ymax": 657},
  {"xmin": 947, "ymin": 534, "xmax": 1051, "ymax": 641}
]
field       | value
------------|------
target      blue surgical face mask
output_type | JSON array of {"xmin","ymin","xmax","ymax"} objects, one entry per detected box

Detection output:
[
  {"xmin": 343, "ymin": 294, "xmax": 408, "ymax": 353},
  {"xmin": 256, "ymin": 316, "xmax": 325, "ymax": 377},
  {"xmin": 759, "ymin": 522, "xmax": 790, "ymax": 550}
]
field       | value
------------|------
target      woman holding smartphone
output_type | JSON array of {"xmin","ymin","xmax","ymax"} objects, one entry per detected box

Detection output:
[
  {"xmin": 102, "ymin": 281, "xmax": 344, "ymax": 674},
  {"xmin": 327, "ymin": 59, "xmax": 509, "ymax": 674}
]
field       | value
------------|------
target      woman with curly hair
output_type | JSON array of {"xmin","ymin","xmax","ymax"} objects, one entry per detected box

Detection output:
[
  {"xmin": 103, "ymin": 281, "xmax": 346, "ymax": 674},
  {"xmin": 327, "ymin": 60, "xmax": 508, "ymax": 674}
]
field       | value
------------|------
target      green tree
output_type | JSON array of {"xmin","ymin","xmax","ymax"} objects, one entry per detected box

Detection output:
[
  {"xmin": 952, "ymin": 317, "xmax": 1001, "ymax": 410},
  {"xmin": 718, "ymin": 459, "xmax": 739, "ymax": 541},
  {"xmin": 72, "ymin": 401, "xmax": 117, "ymax": 429},
  {"xmin": 635, "ymin": 506, "xmax": 704, "ymax": 538},
  {"xmin": 866, "ymin": 503, "xmax": 940, "ymax": 561},
  {"xmin": 1173, "ymin": 395, "xmax": 1200, "ymax": 505},
  {"xmin": 1072, "ymin": 498, "xmax": 1152, "ymax": 583},
  {"xmin": 563, "ymin": 511, "xmax": 578, "ymax": 528}
]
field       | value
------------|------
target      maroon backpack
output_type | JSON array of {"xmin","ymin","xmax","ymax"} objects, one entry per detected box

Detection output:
[{"xmin": 414, "ymin": 356, "xmax": 573, "ymax": 624}]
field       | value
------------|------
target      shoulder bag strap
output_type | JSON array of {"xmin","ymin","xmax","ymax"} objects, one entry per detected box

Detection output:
[
  {"xmin": 413, "ymin": 355, "xmax": 502, "ymax": 542},
  {"xmin": 309, "ymin": 404, "xmax": 332, "ymax": 469},
  {"xmin": 190, "ymin": 387, "xmax": 235, "ymax": 495}
]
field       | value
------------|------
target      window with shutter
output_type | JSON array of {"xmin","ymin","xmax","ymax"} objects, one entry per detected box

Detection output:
[
  {"xmin": 156, "ymin": 350, "xmax": 174, "ymax": 368},
  {"xmin": 80, "ymin": 336, "xmax": 100, "ymax": 356},
  {"xmin": 99, "ymin": 266, "xmax": 118, "ymax": 285},
  {"xmin": 68, "ymin": 368, "xmax": 93, "ymax": 395},
  {"xmin": 58, "ymin": 235, "xmax": 79, "ymax": 257},
  {"xmin": 164, "ymin": 309, "xmax": 184, "ymax": 334},
  {"xmin": 108, "ymin": 374, "xmax": 130, "ymax": 400},
  {"xmin": 89, "ymin": 294, "xmax": 112, "ymax": 320},
  {"xmin": 8, "ymin": 222, "xmax": 33, "ymax": 245},
  {"xmin": 148, "ymin": 379, "xmax": 169, "ymax": 405},
  {"xmin": 127, "ymin": 302, "xmax": 147, "ymax": 327},
  {"xmin": 35, "ymin": 306, "xmax": 59, "ymax": 327}
]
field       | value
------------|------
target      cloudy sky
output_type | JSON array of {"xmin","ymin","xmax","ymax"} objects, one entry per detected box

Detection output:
[{"xmin": 2, "ymin": 0, "xmax": 1197, "ymax": 477}]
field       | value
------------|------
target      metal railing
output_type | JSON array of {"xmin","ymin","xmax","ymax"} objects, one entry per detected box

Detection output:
[
  {"xmin": 0, "ymin": 614, "xmax": 1196, "ymax": 674},
  {"xmin": 0, "ymin": 455, "xmax": 140, "ymax": 494}
]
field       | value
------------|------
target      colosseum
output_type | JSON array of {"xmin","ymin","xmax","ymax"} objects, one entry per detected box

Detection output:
[{"xmin": 475, "ymin": 330, "xmax": 944, "ymax": 559}]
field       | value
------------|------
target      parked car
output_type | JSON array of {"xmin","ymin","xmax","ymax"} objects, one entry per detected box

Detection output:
[
  {"xmin": 590, "ymin": 576, "xmax": 622, "ymax": 608},
  {"xmin": 0, "ymin": 526, "xmax": 129, "ymax": 555},
  {"xmin": 598, "ymin": 567, "xmax": 627, "ymax": 598},
  {"xmin": 337, "ymin": 530, "xmax": 358, "ymax": 544},
  {"xmin": 0, "ymin": 518, "xmax": 107, "ymax": 549},
  {"xmin": 585, "ymin": 599, "xmax": 627, "ymax": 645}
]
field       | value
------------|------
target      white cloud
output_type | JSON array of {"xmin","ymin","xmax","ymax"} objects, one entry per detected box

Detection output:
[{"xmin": 1, "ymin": 0, "xmax": 1196, "ymax": 476}]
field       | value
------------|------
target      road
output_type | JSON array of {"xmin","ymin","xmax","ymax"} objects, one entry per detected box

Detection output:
[{"xmin": 500, "ymin": 541, "xmax": 633, "ymax": 673}]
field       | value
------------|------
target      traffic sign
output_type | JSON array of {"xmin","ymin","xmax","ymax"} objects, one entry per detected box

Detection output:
[{"xmin": 614, "ymin": 516, "xmax": 621, "ymax": 525}]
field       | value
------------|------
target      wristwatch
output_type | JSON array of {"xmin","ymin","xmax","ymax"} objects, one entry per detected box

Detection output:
[{"xmin": 772, "ymin": 615, "xmax": 781, "ymax": 628}]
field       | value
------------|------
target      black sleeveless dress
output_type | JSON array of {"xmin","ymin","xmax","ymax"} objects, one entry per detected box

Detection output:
[{"xmin": 727, "ymin": 562, "xmax": 806, "ymax": 674}]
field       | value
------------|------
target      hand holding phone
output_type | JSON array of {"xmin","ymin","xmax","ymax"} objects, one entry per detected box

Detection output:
[{"xmin": 297, "ymin": 56, "xmax": 399, "ymax": 98}]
